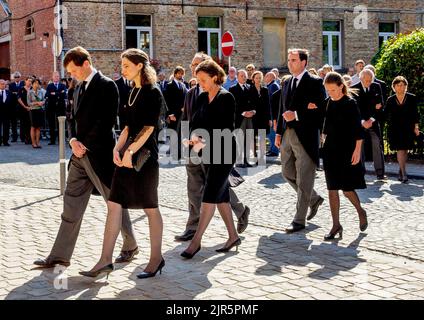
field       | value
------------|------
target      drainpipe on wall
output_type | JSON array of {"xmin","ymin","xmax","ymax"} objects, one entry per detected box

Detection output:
[{"xmin": 121, "ymin": 0, "xmax": 124, "ymax": 50}]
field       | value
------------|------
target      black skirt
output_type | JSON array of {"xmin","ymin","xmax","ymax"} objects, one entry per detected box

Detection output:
[
  {"xmin": 202, "ymin": 164, "xmax": 234, "ymax": 203},
  {"xmin": 109, "ymin": 157, "xmax": 159, "ymax": 209},
  {"xmin": 30, "ymin": 109, "xmax": 44, "ymax": 128}
]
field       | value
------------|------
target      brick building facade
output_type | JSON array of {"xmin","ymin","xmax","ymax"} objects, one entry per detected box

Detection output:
[
  {"xmin": 2, "ymin": 0, "xmax": 423, "ymax": 81},
  {"xmin": 5, "ymin": 0, "xmax": 57, "ymax": 83}
]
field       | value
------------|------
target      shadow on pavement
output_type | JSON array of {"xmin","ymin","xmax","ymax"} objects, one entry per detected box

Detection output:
[
  {"xmin": 257, "ymin": 172, "xmax": 286, "ymax": 189},
  {"xmin": 255, "ymin": 232, "xmax": 367, "ymax": 280},
  {"xmin": 113, "ymin": 244, "xmax": 236, "ymax": 300}
]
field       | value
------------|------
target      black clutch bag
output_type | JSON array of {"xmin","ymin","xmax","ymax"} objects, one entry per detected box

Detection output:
[
  {"xmin": 119, "ymin": 138, "xmax": 151, "ymax": 172},
  {"xmin": 228, "ymin": 168, "xmax": 245, "ymax": 188}
]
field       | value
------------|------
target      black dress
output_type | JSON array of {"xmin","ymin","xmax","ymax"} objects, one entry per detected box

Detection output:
[
  {"xmin": 191, "ymin": 88, "xmax": 236, "ymax": 203},
  {"xmin": 109, "ymin": 84, "xmax": 165, "ymax": 209},
  {"xmin": 322, "ymin": 95, "xmax": 366, "ymax": 191},
  {"xmin": 385, "ymin": 93, "xmax": 419, "ymax": 151}
]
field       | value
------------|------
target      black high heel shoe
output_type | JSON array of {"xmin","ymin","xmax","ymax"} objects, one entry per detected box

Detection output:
[
  {"xmin": 324, "ymin": 226, "xmax": 343, "ymax": 240},
  {"xmin": 215, "ymin": 238, "xmax": 241, "ymax": 252},
  {"xmin": 359, "ymin": 210, "xmax": 368, "ymax": 232},
  {"xmin": 79, "ymin": 263, "xmax": 114, "ymax": 279},
  {"xmin": 181, "ymin": 246, "xmax": 201, "ymax": 259},
  {"xmin": 137, "ymin": 258, "xmax": 165, "ymax": 279}
]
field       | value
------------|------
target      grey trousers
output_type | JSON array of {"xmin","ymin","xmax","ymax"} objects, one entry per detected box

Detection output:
[
  {"xmin": 363, "ymin": 127, "xmax": 385, "ymax": 176},
  {"xmin": 280, "ymin": 128, "xmax": 321, "ymax": 225},
  {"xmin": 49, "ymin": 155, "xmax": 137, "ymax": 262},
  {"xmin": 184, "ymin": 161, "xmax": 246, "ymax": 231}
]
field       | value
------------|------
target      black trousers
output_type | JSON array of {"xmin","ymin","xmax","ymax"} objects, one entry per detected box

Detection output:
[
  {"xmin": 0, "ymin": 112, "xmax": 10, "ymax": 144},
  {"xmin": 46, "ymin": 106, "xmax": 65, "ymax": 144},
  {"xmin": 10, "ymin": 105, "xmax": 18, "ymax": 141}
]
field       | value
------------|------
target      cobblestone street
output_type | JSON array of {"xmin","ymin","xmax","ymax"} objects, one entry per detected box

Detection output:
[{"xmin": 1, "ymin": 141, "xmax": 424, "ymax": 300}]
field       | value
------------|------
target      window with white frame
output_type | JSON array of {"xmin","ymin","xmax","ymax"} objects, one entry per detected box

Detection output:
[
  {"xmin": 126, "ymin": 15, "xmax": 153, "ymax": 58},
  {"xmin": 379, "ymin": 22, "xmax": 396, "ymax": 48},
  {"xmin": 322, "ymin": 21, "xmax": 342, "ymax": 69},
  {"xmin": 198, "ymin": 17, "xmax": 221, "ymax": 59}
]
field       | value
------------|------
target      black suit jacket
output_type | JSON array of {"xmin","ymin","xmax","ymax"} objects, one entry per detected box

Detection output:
[
  {"xmin": 165, "ymin": 80, "xmax": 187, "ymax": 119},
  {"xmin": 70, "ymin": 72, "xmax": 119, "ymax": 188},
  {"xmin": 352, "ymin": 82, "xmax": 384, "ymax": 133},
  {"xmin": 276, "ymin": 72, "xmax": 326, "ymax": 165},
  {"xmin": 0, "ymin": 90, "xmax": 13, "ymax": 117},
  {"xmin": 8, "ymin": 81, "xmax": 24, "ymax": 106},
  {"xmin": 249, "ymin": 85, "xmax": 270, "ymax": 130},
  {"xmin": 229, "ymin": 83, "xmax": 253, "ymax": 128},
  {"xmin": 45, "ymin": 82, "xmax": 67, "ymax": 112}
]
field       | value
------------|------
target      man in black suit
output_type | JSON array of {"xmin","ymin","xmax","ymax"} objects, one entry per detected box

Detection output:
[
  {"xmin": 34, "ymin": 47, "xmax": 138, "ymax": 268},
  {"xmin": 8, "ymin": 72, "xmax": 25, "ymax": 142},
  {"xmin": 352, "ymin": 69, "xmax": 386, "ymax": 179},
  {"xmin": 229, "ymin": 70, "xmax": 256, "ymax": 167},
  {"xmin": 174, "ymin": 52, "xmax": 250, "ymax": 241},
  {"xmin": 0, "ymin": 79, "xmax": 13, "ymax": 146},
  {"xmin": 45, "ymin": 71, "xmax": 67, "ymax": 145},
  {"xmin": 157, "ymin": 71, "xmax": 168, "ymax": 93},
  {"xmin": 165, "ymin": 66, "xmax": 187, "ymax": 160},
  {"xmin": 114, "ymin": 76, "xmax": 131, "ymax": 131},
  {"xmin": 275, "ymin": 48, "xmax": 326, "ymax": 233}
]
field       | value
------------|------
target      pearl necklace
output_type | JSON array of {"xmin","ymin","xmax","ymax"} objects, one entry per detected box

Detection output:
[{"xmin": 128, "ymin": 87, "xmax": 141, "ymax": 107}]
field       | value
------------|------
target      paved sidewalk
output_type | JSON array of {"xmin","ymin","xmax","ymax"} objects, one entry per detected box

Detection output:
[{"xmin": 1, "ymin": 141, "xmax": 424, "ymax": 300}]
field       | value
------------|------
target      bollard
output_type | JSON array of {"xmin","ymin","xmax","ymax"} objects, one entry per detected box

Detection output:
[{"xmin": 58, "ymin": 116, "xmax": 67, "ymax": 195}]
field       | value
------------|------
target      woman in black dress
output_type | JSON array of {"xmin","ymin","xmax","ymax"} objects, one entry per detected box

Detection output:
[
  {"xmin": 181, "ymin": 60, "xmax": 241, "ymax": 259},
  {"xmin": 322, "ymin": 72, "xmax": 368, "ymax": 240},
  {"xmin": 249, "ymin": 71, "xmax": 271, "ymax": 162},
  {"xmin": 81, "ymin": 49, "xmax": 166, "ymax": 279},
  {"xmin": 385, "ymin": 76, "xmax": 420, "ymax": 183}
]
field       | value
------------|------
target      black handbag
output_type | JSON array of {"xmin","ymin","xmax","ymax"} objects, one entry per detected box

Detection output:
[
  {"xmin": 228, "ymin": 168, "xmax": 245, "ymax": 188},
  {"xmin": 119, "ymin": 138, "xmax": 151, "ymax": 172}
]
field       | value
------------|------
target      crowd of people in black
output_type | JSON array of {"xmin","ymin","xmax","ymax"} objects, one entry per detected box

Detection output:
[{"xmin": 2, "ymin": 45, "xmax": 420, "ymax": 281}]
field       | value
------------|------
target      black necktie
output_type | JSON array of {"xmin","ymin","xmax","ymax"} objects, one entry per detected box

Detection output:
[
  {"xmin": 288, "ymin": 77, "xmax": 298, "ymax": 103},
  {"xmin": 79, "ymin": 81, "xmax": 87, "ymax": 98}
]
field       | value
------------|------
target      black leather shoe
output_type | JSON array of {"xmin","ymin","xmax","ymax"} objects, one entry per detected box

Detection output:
[
  {"xmin": 285, "ymin": 222, "xmax": 305, "ymax": 233},
  {"xmin": 48, "ymin": 142, "xmax": 55, "ymax": 145},
  {"xmin": 181, "ymin": 246, "xmax": 201, "ymax": 259},
  {"xmin": 237, "ymin": 206, "xmax": 250, "ymax": 234},
  {"xmin": 174, "ymin": 229, "xmax": 196, "ymax": 242},
  {"xmin": 115, "ymin": 247, "xmax": 139, "ymax": 263},
  {"xmin": 34, "ymin": 258, "xmax": 70, "ymax": 268},
  {"xmin": 266, "ymin": 151, "xmax": 279, "ymax": 157},
  {"xmin": 216, "ymin": 238, "xmax": 241, "ymax": 253},
  {"xmin": 307, "ymin": 196, "xmax": 324, "ymax": 221},
  {"xmin": 137, "ymin": 258, "xmax": 165, "ymax": 279},
  {"xmin": 324, "ymin": 225, "xmax": 343, "ymax": 240},
  {"xmin": 377, "ymin": 174, "xmax": 387, "ymax": 180},
  {"xmin": 3, "ymin": 143, "xmax": 10, "ymax": 146},
  {"xmin": 79, "ymin": 264, "xmax": 114, "ymax": 279}
]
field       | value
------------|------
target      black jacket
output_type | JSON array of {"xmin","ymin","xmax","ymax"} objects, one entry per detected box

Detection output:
[
  {"xmin": 249, "ymin": 85, "xmax": 270, "ymax": 131},
  {"xmin": 165, "ymin": 79, "xmax": 187, "ymax": 119},
  {"xmin": 45, "ymin": 82, "xmax": 67, "ymax": 112},
  {"xmin": 229, "ymin": 83, "xmax": 253, "ymax": 128},
  {"xmin": 276, "ymin": 72, "xmax": 326, "ymax": 165},
  {"xmin": 70, "ymin": 72, "xmax": 118, "ymax": 188},
  {"xmin": 351, "ymin": 82, "xmax": 384, "ymax": 132}
]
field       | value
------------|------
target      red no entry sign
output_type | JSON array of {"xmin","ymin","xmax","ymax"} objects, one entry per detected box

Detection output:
[{"xmin": 221, "ymin": 31, "xmax": 234, "ymax": 57}]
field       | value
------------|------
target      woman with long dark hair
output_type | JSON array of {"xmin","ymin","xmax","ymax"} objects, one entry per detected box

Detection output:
[
  {"xmin": 321, "ymin": 72, "xmax": 368, "ymax": 240},
  {"xmin": 80, "ymin": 48, "xmax": 166, "ymax": 279}
]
